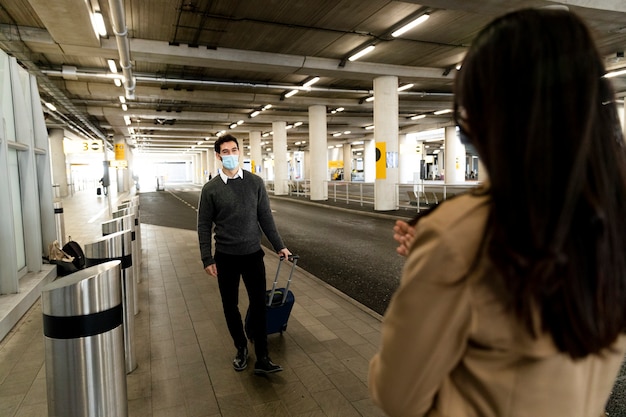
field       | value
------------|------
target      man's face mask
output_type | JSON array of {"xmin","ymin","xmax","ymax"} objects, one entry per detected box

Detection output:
[{"xmin": 221, "ymin": 154, "xmax": 239, "ymax": 170}]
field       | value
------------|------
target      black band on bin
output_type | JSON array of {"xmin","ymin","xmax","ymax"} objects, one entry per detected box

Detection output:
[
  {"xmin": 86, "ymin": 254, "xmax": 132, "ymax": 269},
  {"xmin": 43, "ymin": 304, "xmax": 123, "ymax": 339},
  {"xmin": 131, "ymin": 231, "xmax": 135, "ymax": 241},
  {"xmin": 54, "ymin": 208, "xmax": 63, "ymax": 214}
]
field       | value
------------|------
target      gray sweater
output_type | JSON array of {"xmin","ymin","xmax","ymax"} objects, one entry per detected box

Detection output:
[{"xmin": 197, "ymin": 171, "xmax": 285, "ymax": 268}]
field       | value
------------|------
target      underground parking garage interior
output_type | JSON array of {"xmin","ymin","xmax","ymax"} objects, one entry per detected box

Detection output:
[{"xmin": 0, "ymin": 1, "xmax": 626, "ymax": 416}]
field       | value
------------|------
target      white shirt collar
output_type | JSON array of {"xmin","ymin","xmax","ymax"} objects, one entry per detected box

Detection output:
[{"xmin": 219, "ymin": 167, "xmax": 244, "ymax": 183}]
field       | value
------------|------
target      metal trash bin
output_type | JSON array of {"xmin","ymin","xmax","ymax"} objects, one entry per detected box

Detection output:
[
  {"xmin": 84, "ymin": 231, "xmax": 137, "ymax": 373},
  {"xmin": 42, "ymin": 261, "xmax": 127, "ymax": 417}
]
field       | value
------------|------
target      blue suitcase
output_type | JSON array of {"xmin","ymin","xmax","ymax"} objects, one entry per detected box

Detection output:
[{"xmin": 246, "ymin": 254, "xmax": 299, "ymax": 338}]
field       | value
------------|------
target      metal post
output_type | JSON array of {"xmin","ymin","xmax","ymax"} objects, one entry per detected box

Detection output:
[
  {"xmin": 84, "ymin": 232, "xmax": 137, "ymax": 373},
  {"xmin": 42, "ymin": 261, "xmax": 127, "ymax": 417},
  {"xmin": 53, "ymin": 201, "xmax": 66, "ymax": 246}
]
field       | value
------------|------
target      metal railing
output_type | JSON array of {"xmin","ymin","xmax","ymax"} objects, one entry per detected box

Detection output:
[{"xmin": 267, "ymin": 179, "xmax": 480, "ymax": 212}]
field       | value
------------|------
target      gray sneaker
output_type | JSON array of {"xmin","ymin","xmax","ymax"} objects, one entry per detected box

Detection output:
[{"xmin": 233, "ymin": 346, "xmax": 248, "ymax": 371}]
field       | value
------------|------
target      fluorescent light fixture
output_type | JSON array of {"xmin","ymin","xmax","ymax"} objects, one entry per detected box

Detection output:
[
  {"xmin": 343, "ymin": 131, "xmax": 351, "ymax": 134},
  {"xmin": 605, "ymin": 68, "xmax": 626, "ymax": 78},
  {"xmin": 121, "ymin": 104, "xmax": 128, "ymax": 111},
  {"xmin": 123, "ymin": 115, "xmax": 131, "ymax": 125},
  {"xmin": 237, "ymin": 120, "xmax": 244, "ymax": 125},
  {"xmin": 398, "ymin": 83, "xmax": 414, "ymax": 92},
  {"xmin": 44, "ymin": 102, "xmax": 56, "ymax": 111},
  {"xmin": 365, "ymin": 125, "xmax": 374, "ymax": 130},
  {"xmin": 285, "ymin": 89, "xmax": 299, "ymax": 98},
  {"xmin": 336, "ymin": 144, "xmax": 343, "ymax": 148},
  {"xmin": 263, "ymin": 104, "xmax": 272, "ymax": 110},
  {"xmin": 333, "ymin": 132, "xmax": 342, "ymax": 137},
  {"xmin": 456, "ymin": 63, "xmax": 462, "ymax": 70},
  {"xmin": 434, "ymin": 109, "xmax": 453, "ymax": 115},
  {"xmin": 348, "ymin": 45, "xmax": 375, "ymax": 62},
  {"xmin": 118, "ymin": 95, "xmax": 126, "ymax": 103},
  {"xmin": 262, "ymin": 132, "xmax": 270, "ymax": 137},
  {"xmin": 365, "ymin": 96, "xmax": 375, "ymax": 102},
  {"xmin": 392, "ymin": 14, "xmax": 430, "ymax": 38},
  {"xmin": 336, "ymin": 107, "xmax": 344, "ymax": 112},
  {"xmin": 229, "ymin": 123, "xmax": 237, "ymax": 129},
  {"xmin": 250, "ymin": 110, "xmax": 260, "ymax": 118},
  {"xmin": 411, "ymin": 114, "xmax": 426, "ymax": 120},
  {"xmin": 303, "ymin": 76, "xmax": 320, "ymax": 88},
  {"xmin": 92, "ymin": 12, "xmax": 107, "ymax": 37},
  {"xmin": 286, "ymin": 124, "xmax": 293, "ymax": 129},
  {"xmin": 107, "ymin": 59, "xmax": 118, "ymax": 73},
  {"xmin": 352, "ymin": 141, "xmax": 364, "ymax": 145},
  {"xmin": 114, "ymin": 78, "xmax": 122, "ymax": 87},
  {"xmin": 294, "ymin": 121, "xmax": 303, "ymax": 127}
]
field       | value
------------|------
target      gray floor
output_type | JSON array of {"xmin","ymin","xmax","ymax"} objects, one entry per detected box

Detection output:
[{"xmin": 0, "ymin": 188, "xmax": 386, "ymax": 417}]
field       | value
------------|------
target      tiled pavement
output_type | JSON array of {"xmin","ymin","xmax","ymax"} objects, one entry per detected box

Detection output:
[{"xmin": 0, "ymin": 188, "xmax": 386, "ymax": 417}]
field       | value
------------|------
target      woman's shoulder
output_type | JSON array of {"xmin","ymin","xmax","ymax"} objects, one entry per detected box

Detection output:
[{"xmin": 422, "ymin": 188, "xmax": 490, "ymax": 233}]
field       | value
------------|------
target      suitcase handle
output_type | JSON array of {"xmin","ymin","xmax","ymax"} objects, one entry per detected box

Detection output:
[{"xmin": 267, "ymin": 254, "xmax": 299, "ymax": 307}]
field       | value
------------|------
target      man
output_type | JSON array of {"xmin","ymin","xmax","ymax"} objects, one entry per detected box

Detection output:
[{"xmin": 197, "ymin": 134, "xmax": 291, "ymax": 375}]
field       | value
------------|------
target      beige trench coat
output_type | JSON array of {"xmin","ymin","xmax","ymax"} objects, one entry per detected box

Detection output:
[{"xmin": 369, "ymin": 193, "xmax": 626, "ymax": 417}]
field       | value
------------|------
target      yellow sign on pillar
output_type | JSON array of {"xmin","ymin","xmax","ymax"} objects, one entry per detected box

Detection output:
[
  {"xmin": 375, "ymin": 142, "xmax": 386, "ymax": 179},
  {"xmin": 115, "ymin": 143, "xmax": 125, "ymax": 160}
]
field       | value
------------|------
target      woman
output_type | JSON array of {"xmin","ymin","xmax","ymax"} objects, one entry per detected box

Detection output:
[{"xmin": 369, "ymin": 8, "xmax": 626, "ymax": 417}]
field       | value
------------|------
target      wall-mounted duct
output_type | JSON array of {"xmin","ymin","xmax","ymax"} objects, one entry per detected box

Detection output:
[{"xmin": 108, "ymin": 0, "xmax": 135, "ymax": 99}]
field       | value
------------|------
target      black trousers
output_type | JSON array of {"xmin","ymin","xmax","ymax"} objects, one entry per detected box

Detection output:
[{"xmin": 214, "ymin": 249, "xmax": 268, "ymax": 358}]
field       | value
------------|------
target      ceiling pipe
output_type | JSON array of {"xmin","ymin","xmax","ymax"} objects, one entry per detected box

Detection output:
[
  {"xmin": 40, "ymin": 69, "xmax": 454, "ymax": 97},
  {"xmin": 108, "ymin": 0, "xmax": 135, "ymax": 99}
]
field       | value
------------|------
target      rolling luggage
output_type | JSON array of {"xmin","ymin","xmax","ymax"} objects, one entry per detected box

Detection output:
[{"xmin": 246, "ymin": 254, "xmax": 299, "ymax": 338}]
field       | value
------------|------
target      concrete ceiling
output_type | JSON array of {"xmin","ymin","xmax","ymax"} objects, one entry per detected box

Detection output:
[{"xmin": 0, "ymin": 0, "xmax": 624, "ymax": 155}]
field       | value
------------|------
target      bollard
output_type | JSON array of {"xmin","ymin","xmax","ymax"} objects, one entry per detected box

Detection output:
[
  {"xmin": 101, "ymin": 216, "xmax": 139, "ymax": 314},
  {"xmin": 119, "ymin": 200, "xmax": 142, "ymax": 267},
  {"xmin": 114, "ymin": 213, "xmax": 141, "ymax": 288},
  {"xmin": 53, "ymin": 201, "xmax": 66, "ymax": 246},
  {"xmin": 102, "ymin": 217, "xmax": 124, "ymax": 237},
  {"xmin": 84, "ymin": 231, "xmax": 137, "ymax": 373},
  {"xmin": 42, "ymin": 261, "xmax": 127, "ymax": 417}
]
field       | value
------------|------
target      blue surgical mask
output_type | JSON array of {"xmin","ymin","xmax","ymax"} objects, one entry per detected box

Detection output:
[{"xmin": 221, "ymin": 154, "xmax": 239, "ymax": 170}]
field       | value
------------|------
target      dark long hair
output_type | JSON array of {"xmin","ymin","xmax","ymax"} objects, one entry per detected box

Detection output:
[{"xmin": 454, "ymin": 8, "xmax": 626, "ymax": 358}]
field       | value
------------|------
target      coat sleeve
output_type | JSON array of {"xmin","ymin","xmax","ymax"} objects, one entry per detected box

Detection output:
[{"xmin": 368, "ymin": 216, "xmax": 473, "ymax": 417}]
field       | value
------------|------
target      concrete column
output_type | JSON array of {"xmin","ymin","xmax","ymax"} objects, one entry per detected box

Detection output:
[
  {"xmin": 48, "ymin": 128, "xmax": 69, "ymax": 198},
  {"xmin": 342, "ymin": 142, "xmax": 352, "ymax": 179},
  {"xmin": 272, "ymin": 121, "xmax": 288, "ymax": 195},
  {"xmin": 207, "ymin": 146, "xmax": 217, "ymax": 179},
  {"xmin": 250, "ymin": 130, "xmax": 262, "ymax": 175},
  {"xmin": 444, "ymin": 126, "xmax": 465, "ymax": 183},
  {"xmin": 364, "ymin": 139, "xmax": 376, "ymax": 182},
  {"xmin": 309, "ymin": 105, "xmax": 328, "ymax": 200},
  {"xmin": 373, "ymin": 76, "xmax": 399, "ymax": 211}
]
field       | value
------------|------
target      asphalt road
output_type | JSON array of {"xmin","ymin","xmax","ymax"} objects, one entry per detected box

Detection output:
[{"xmin": 139, "ymin": 185, "xmax": 405, "ymax": 315}]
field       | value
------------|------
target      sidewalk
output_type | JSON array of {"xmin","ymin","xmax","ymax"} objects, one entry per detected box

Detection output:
[{"xmin": 0, "ymin": 188, "xmax": 386, "ymax": 417}]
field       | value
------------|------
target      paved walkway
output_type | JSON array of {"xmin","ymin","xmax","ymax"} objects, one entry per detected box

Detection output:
[{"xmin": 0, "ymin": 187, "xmax": 385, "ymax": 417}]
